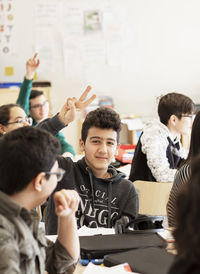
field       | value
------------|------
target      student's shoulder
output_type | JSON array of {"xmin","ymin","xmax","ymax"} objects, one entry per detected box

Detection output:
[
  {"xmin": 57, "ymin": 155, "xmax": 84, "ymax": 172},
  {"xmin": 116, "ymin": 176, "xmax": 136, "ymax": 190},
  {"xmin": 141, "ymin": 120, "xmax": 169, "ymax": 147},
  {"xmin": 142, "ymin": 119, "xmax": 169, "ymax": 137},
  {"xmin": 0, "ymin": 214, "xmax": 15, "ymax": 237}
]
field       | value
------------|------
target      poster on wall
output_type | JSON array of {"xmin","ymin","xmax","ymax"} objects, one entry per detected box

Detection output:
[
  {"xmin": 34, "ymin": 0, "xmax": 125, "ymax": 78},
  {"xmin": 35, "ymin": 1, "xmax": 62, "ymax": 74},
  {"xmin": 0, "ymin": 0, "xmax": 16, "ymax": 55},
  {"xmin": 84, "ymin": 10, "xmax": 102, "ymax": 32}
]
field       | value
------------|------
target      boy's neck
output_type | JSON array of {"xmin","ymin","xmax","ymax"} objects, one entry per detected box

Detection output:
[
  {"xmin": 167, "ymin": 124, "xmax": 179, "ymax": 139},
  {"xmin": 90, "ymin": 169, "xmax": 111, "ymax": 179},
  {"xmin": 10, "ymin": 189, "xmax": 37, "ymax": 211}
]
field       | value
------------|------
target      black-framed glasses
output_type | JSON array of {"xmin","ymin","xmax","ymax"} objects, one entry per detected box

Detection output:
[
  {"xmin": 6, "ymin": 117, "xmax": 33, "ymax": 126},
  {"xmin": 30, "ymin": 101, "xmax": 48, "ymax": 109},
  {"xmin": 45, "ymin": 168, "xmax": 66, "ymax": 182}
]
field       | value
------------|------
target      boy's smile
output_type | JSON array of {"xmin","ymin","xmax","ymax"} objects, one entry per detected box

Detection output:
[{"xmin": 80, "ymin": 127, "xmax": 118, "ymax": 179}]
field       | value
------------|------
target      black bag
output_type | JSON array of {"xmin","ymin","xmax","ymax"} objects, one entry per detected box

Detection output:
[
  {"xmin": 104, "ymin": 246, "xmax": 175, "ymax": 274},
  {"xmin": 80, "ymin": 232, "xmax": 166, "ymax": 259},
  {"xmin": 115, "ymin": 215, "xmax": 164, "ymax": 234}
]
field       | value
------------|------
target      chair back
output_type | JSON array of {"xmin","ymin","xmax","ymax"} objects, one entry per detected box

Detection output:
[{"xmin": 133, "ymin": 180, "xmax": 173, "ymax": 215}]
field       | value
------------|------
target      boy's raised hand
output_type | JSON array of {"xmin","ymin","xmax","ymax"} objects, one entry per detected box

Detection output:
[
  {"xmin": 54, "ymin": 189, "xmax": 80, "ymax": 217},
  {"xmin": 58, "ymin": 85, "xmax": 96, "ymax": 125},
  {"xmin": 25, "ymin": 53, "xmax": 40, "ymax": 80}
]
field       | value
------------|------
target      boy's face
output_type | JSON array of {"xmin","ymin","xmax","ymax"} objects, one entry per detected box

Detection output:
[
  {"xmin": 41, "ymin": 161, "xmax": 59, "ymax": 202},
  {"xmin": 177, "ymin": 115, "xmax": 194, "ymax": 135},
  {"xmin": 168, "ymin": 114, "xmax": 194, "ymax": 136},
  {"xmin": 80, "ymin": 127, "xmax": 118, "ymax": 178},
  {"xmin": 29, "ymin": 95, "xmax": 49, "ymax": 123}
]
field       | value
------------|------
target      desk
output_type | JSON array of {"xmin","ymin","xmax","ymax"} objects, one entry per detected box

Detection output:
[{"xmin": 74, "ymin": 263, "xmax": 85, "ymax": 274}]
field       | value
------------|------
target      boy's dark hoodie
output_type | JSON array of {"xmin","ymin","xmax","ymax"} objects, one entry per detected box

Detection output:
[{"xmin": 46, "ymin": 157, "xmax": 138, "ymax": 234}]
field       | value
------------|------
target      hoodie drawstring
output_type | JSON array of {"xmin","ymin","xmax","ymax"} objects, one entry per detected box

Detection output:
[
  {"xmin": 87, "ymin": 168, "xmax": 95, "ymax": 211},
  {"xmin": 107, "ymin": 181, "xmax": 112, "ymax": 228}
]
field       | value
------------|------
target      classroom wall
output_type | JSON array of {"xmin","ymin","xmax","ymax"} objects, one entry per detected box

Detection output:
[{"xmin": 1, "ymin": 0, "xmax": 200, "ymax": 152}]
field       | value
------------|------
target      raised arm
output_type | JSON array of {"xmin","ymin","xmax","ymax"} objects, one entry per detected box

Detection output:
[
  {"xmin": 17, "ymin": 53, "xmax": 40, "ymax": 115},
  {"xmin": 37, "ymin": 86, "xmax": 96, "ymax": 136}
]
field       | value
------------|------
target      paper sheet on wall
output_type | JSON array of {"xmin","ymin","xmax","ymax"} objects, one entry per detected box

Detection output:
[
  {"xmin": 0, "ymin": 0, "xmax": 16, "ymax": 55},
  {"xmin": 35, "ymin": 1, "xmax": 63, "ymax": 74}
]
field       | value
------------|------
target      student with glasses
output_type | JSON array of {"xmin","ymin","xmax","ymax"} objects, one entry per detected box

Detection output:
[
  {"xmin": 129, "ymin": 92, "xmax": 195, "ymax": 183},
  {"xmin": 0, "ymin": 126, "xmax": 80, "ymax": 273},
  {"xmin": 16, "ymin": 53, "xmax": 76, "ymax": 158}
]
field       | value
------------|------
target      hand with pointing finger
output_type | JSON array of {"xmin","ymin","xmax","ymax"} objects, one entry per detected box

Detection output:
[{"xmin": 25, "ymin": 53, "xmax": 40, "ymax": 80}]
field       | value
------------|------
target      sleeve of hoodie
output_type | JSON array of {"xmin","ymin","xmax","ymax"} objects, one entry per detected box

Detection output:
[
  {"xmin": 141, "ymin": 128, "xmax": 178, "ymax": 182},
  {"xmin": 36, "ymin": 114, "xmax": 66, "ymax": 136},
  {"xmin": 16, "ymin": 77, "xmax": 32, "ymax": 115}
]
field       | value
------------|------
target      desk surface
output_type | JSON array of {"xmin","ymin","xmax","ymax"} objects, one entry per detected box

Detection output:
[{"xmin": 74, "ymin": 263, "xmax": 85, "ymax": 274}]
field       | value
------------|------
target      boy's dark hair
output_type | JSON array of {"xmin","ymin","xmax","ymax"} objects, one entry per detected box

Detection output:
[
  {"xmin": 30, "ymin": 89, "xmax": 44, "ymax": 100},
  {"xmin": 0, "ymin": 127, "xmax": 61, "ymax": 195},
  {"xmin": 0, "ymin": 104, "xmax": 20, "ymax": 126},
  {"xmin": 158, "ymin": 92, "xmax": 194, "ymax": 125},
  {"xmin": 81, "ymin": 107, "xmax": 121, "ymax": 143}
]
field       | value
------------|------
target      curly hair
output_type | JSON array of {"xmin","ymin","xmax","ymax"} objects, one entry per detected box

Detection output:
[{"xmin": 81, "ymin": 107, "xmax": 121, "ymax": 143}]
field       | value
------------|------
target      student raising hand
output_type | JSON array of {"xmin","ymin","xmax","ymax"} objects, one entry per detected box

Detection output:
[
  {"xmin": 58, "ymin": 85, "xmax": 96, "ymax": 125},
  {"xmin": 25, "ymin": 53, "xmax": 40, "ymax": 80}
]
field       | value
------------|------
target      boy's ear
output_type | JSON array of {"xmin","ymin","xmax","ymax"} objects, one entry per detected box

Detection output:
[
  {"xmin": 79, "ymin": 139, "xmax": 85, "ymax": 153},
  {"xmin": 0, "ymin": 124, "xmax": 6, "ymax": 135},
  {"xmin": 32, "ymin": 172, "xmax": 46, "ymax": 192},
  {"xmin": 168, "ymin": 114, "xmax": 177, "ymax": 126}
]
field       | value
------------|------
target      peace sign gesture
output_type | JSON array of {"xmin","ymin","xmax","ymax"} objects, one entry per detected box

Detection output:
[
  {"xmin": 75, "ymin": 86, "xmax": 96, "ymax": 110},
  {"xmin": 58, "ymin": 86, "xmax": 96, "ymax": 125}
]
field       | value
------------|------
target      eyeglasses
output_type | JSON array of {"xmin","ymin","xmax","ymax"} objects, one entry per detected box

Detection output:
[
  {"xmin": 181, "ymin": 114, "xmax": 195, "ymax": 119},
  {"xmin": 45, "ymin": 168, "xmax": 66, "ymax": 182},
  {"xmin": 6, "ymin": 117, "xmax": 33, "ymax": 126},
  {"xmin": 30, "ymin": 101, "xmax": 48, "ymax": 109}
]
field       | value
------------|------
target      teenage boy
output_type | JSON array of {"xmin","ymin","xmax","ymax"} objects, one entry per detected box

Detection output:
[
  {"xmin": 17, "ymin": 53, "xmax": 75, "ymax": 158},
  {"xmin": 0, "ymin": 126, "xmax": 80, "ymax": 273},
  {"xmin": 129, "ymin": 92, "xmax": 195, "ymax": 183},
  {"xmin": 46, "ymin": 107, "xmax": 139, "ymax": 235}
]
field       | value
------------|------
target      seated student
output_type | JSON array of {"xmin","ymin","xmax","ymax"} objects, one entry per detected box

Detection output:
[
  {"xmin": 168, "ymin": 154, "xmax": 200, "ymax": 274},
  {"xmin": 0, "ymin": 126, "xmax": 80, "ymax": 273},
  {"xmin": 129, "ymin": 92, "xmax": 195, "ymax": 182},
  {"xmin": 17, "ymin": 53, "xmax": 75, "ymax": 158},
  {"xmin": 46, "ymin": 107, "xmax": 139, "ymax": 235},
  {"xmin": 167, "ymin": 111, "xmax": 200, "ymax": 228}
]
